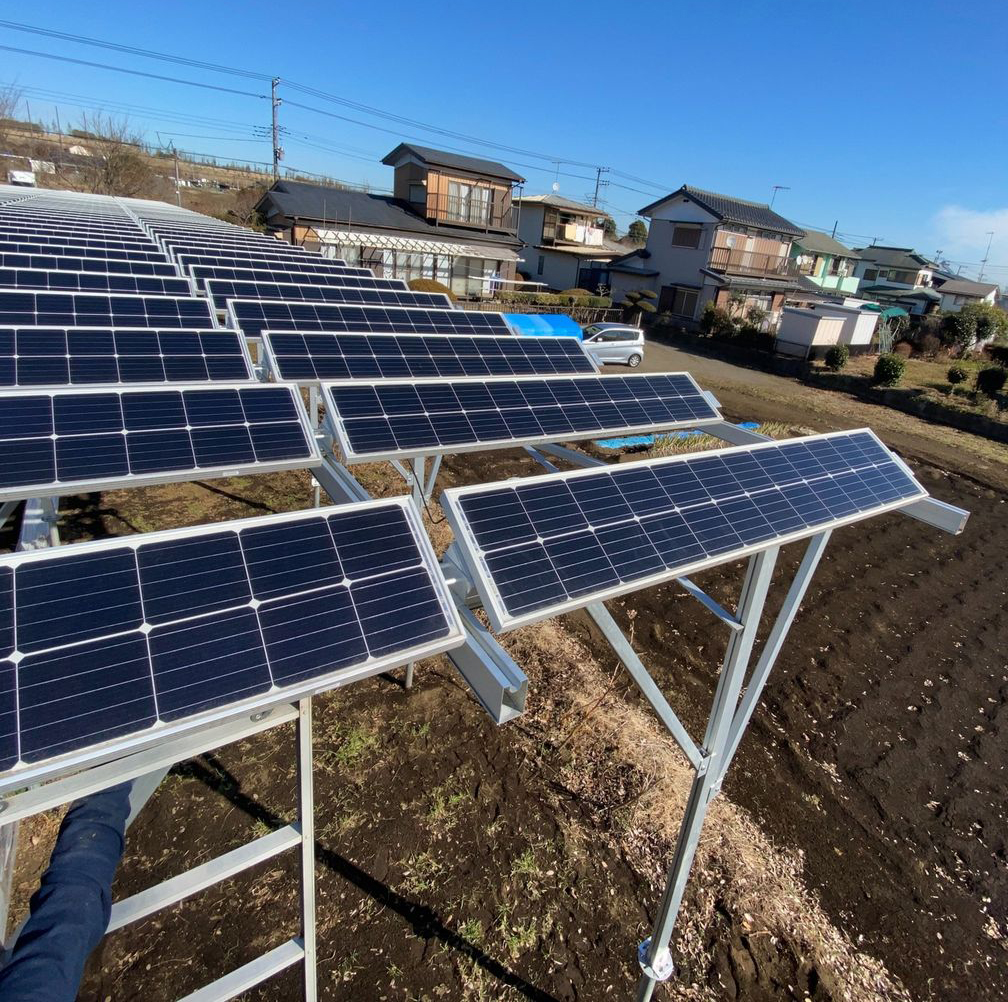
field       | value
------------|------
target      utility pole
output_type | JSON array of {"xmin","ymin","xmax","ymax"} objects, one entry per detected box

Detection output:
[
  {"xmin": 978, "ymin": 230, "xmax": 994, "ymax": 281},
  {"xmin": 173, "ymin": 145, "xmax": 181, "ymax": 207},
  {"xmin": 830, "ymin": 220, "xmax": 838, "ymax": 239},
  {"xmin": 592, "ymin": 166, "xmax": 610, "ymax": 207},
  {"xmin": 271, "ymin": 77, "xmax": 282, "ymax": 182}
]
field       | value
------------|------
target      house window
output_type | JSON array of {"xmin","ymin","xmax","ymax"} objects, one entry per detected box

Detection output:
[
  {"xmin": 662, "ymin": 286, "xmax": 699, "ymax": 318},
  {"xmin": 863, "ymin": 268, "xmax": 878, "ymax": 282},
  {"xmin": 408, "ymin": 183, "xmax": 425, "ymax": 204},
  {"xmin": 446, "ymin": 180, "xmax": 491, "ymax": 225},
  {"xmin": 537, "ymin": 254, "xmax": 544, "ymax": 276},
  {"xmin": 671, "ymin": 224, "xmax": 702, "ymax": 249}
]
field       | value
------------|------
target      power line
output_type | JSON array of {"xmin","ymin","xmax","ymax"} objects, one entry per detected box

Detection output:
[
  {"xmin": 0, "ymin": 45, "xmax": 267, "ymax": 99},
  {"xmin": 0, "ymin": 19, "xmax": 273, "ymax": 81}
]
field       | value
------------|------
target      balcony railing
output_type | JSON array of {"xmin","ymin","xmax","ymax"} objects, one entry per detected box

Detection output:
[
  {"xmin": 426, "ymin": 192, "xmax": 517, "ymax": 232},
  {"xmin": 708, "ymin": 245, "xmax": 800, "ymax": 278}
]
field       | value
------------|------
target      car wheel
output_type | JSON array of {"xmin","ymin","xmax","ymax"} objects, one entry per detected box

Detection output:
[{"xmin": 627, "ymin": 353, "xmax": 642, "ymax": 367}]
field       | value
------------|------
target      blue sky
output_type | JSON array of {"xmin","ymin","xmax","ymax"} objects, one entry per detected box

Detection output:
[{"xmin": 2, "ymin": 1, "xmax": 1006, "ymax": 281}]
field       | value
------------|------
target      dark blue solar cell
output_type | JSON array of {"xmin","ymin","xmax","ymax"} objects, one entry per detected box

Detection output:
[
  {"xmin": 16, "ymin": 331, "xmax": 65, "ymax": 356},
  {"xmin": 206, "ymin": 355, "xmax": 250, "ymax": 380},
  {"xmin": 0, "ymin": 569, "xmax": 12, "ymax": 660},
  {"xmin": 149, "ymin": 608, "xmax": 271, "ymax": 721},
  {"xmin": 521, "ymin": 481, "xmax": 588, "ymax": 536},
  {"xmin": 343, "ymin": 418, "xmax": 395, "ymax": 453},
  {"xmin": 459, "ymin": 488, "xmax": 537, "ymax": 550},
  {"xmin": 0, "ymin": 438, "xmax": 56, "ymax": 489},
  {"xmin": 779, "ymin": 482, "xmax": 832, "ymax": 527},
  {"xmin": 0, "ymin": 358, "xmax": 13, "ymax": 386},
  {"xmin": 352, "ymin": 568, "xmax": 448, "ymax": 657},
  {"xmin": 158, "ymin": 331, "xmax": 203, "ymax": 355},
  {"xmin": 183, "ymin": 389, "xmax": 244, "ymax": 427},
  {"xmin": 192, "ymin": 426, "xmax": 255, "ymax": 467},
  {"xmin": 568, "ymin": 475, "xmax": 633, "ymax": 524},
  {"xmin": 137, "ymin": 532, "xmax": 250, "ymax": 624},
  {"xmin": 0, "ymin": 396, "xmax": 52, "ymax": 439},
  {"xmin": 239, "ymin": 388, "xmax": 298, "ymax": 423},
  {"xmin": 126, "ymin": 430, "xmax": 195, "ymax": 474},
  {"xmin": 15, "ymin": 548, "xmax": 142, "ymax": 654},
  {"xmin": 122, "ymin": 391, "xmax": 186, "ymax": 431},
  {"xmin": 387, "ymin": 415, "xmax": 438, "ymax": 449},
  {"xmin": 653, "ymin": 463, "xmax": 711, "ymax": 509},
  {"xmin": 751, "ymin": 489, "xmax": 807, "ymax": 535},
  {"xmin": 56, "ymin": 434, "xmax": 129, "ymax": 482},
  {"xmin": 326, "ymin": 505, "xmax": 420, "ymax": 580},
  {"xmin": 716, "ymin": 496, "xmax": 777, "ymax": 545},
  {"xmin": 642, "ymin": 511, "xmax": 706, "ymax": 567},
  {"xmin": 249, "ymin": 421, "xmax": 310, "ymax": 461},
  {"xmin": 430, "ymin": 412, "xmax": 475, "ymax": 445},
  {"xmin": 240, "ymin": 519, "xmax": 344, "ymax": 600},
  {"xmin": 16, "ymin": 633, "xmax": 155, "ymax": 763},
  {"xmin": 485, "ymin": 542, "xmax": 566, "ymax": 616},
  {"xmin": 596, "ymin": 521, "xmax": 666, "ymax": 582},
  {"xmin": 16, "ymin": 357, "xmax": 70, "ymax": 385},
  {"xmin": 119, "ymin": 355, "xmax": 169, "ymax": 382},
  {"xmin": 544, "ymin": 531, "xmax": 619, "ymax": 598},
  {"xmin": 258, "ymin": 585, "xmax": 366, "ymax": 687},
  {"xmin": 54, "ymin": 393, "xmax": 122, "ymax": 435},
  {"xmin": 499, "ymin": 409, "xmax": 543, "ymax": 439},
  {"xmin": 466, "ymin": 410, "xmax": 509, "ymax": 442},
  {"xmin": 0, "ymin": 661, "xmax": 15, "ymax": 771}
]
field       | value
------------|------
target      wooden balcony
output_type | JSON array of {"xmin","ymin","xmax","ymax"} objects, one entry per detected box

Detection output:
[
  {"xmin": 708, "ymin": 245, "xmax": 800, "ymax": 279},
  {"xmin": 425, "ymin": 192, "xmax": 517, "ymax": 233}
]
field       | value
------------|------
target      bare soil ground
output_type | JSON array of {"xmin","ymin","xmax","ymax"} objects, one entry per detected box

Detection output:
[{"xmin": 5, "ymin": 356, "xmax": 1006, "ymax": 1001}]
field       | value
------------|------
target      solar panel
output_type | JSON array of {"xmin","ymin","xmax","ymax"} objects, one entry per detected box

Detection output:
[
  {"xmin": 206, "ymin": 279, "xmax": 452, "ymax": 313},
  {"xmin": 0, "ymin": 328, "xmax": 254, "ymax": 387},
  {"xmin": 0, "ymin": 233, "xmax": 158, "ymax": 252},
  {"xmin": 323, "ymin": 373, "xmax": 721, "ymax": 463},
  {"xmin": 0, "ymin": 499, "xmax": 463, "ymax": 775},
  {"xmin": 229, "ymin": 300, "xmax": 512, "ymax": 341},
  {"xmin": 179, "ymin": 253, "xmax": 370, "ymax": 278},
  {"xmin": 189, "ymin": 265, "xmax": 405, "ymax": 294},
  {"xmin": 0, "ymin": 267, "xmax": 192, "ymax": 297},
  {"xmin": 442, "ymin": 429, "xmax": 928, "ymax": 631},
  {"xmin": 0, "ymin": 291, "xmax": 214, "ymax": 329},
  {"xmin": 262, "ymin": 330, "xmax": 596, "ymax": 384},
  {"xmin": 0, "ymin": 252, "xmax": 179, "ymax": 277},
  {"xmin": 0, "ymin": 241, "xmax": 170, "ymax": 263},
  {"xmin": 0, "ymin": 383, "xmax": 319, "ymax": 501},
  {"xmin": 0, "ymin": 225, "xmax": 153, "ymax": 244}
]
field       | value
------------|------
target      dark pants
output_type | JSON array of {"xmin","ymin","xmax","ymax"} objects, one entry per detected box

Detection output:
[{"xmin": 0, "ymin": 782, "xmax": 132, "ymax": 1002}]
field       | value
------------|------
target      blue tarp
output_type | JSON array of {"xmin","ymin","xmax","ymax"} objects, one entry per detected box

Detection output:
[
  {"xmin": 595, "ymin": 421, "xmax": 761, "ymax": 450},
  {"xmin": 502, "ymin": 313, "xmax": 583, "ymax": 339}
]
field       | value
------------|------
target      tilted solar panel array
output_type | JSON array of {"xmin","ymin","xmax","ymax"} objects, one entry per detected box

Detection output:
[
  {"xmin": 0, "ymin": 241, "xmax": 170, "ymax": 262},
  {"xmin": 0, "ymin": 328, "xmax": 253, "ymax": 387},
  {"xmin": 0, "ymin": 267, "xmax": 192, "ymax": 297},
  {"xmin": 262, "ymin": 330, "xmax": 596, "ymax": 383},
  {"xmin": 443, "ymin": 430, "xmax": 928, "ymax": 630},
  {"xmin": 0, "ymin": 501, "xmax": 462, "ymax": 771},
  {"xmin": 324, "ymin": 373, "xmax": 721, "ymax": 462},
  {"xmin": 0, "ymin": 253, "xmax": 180, "ymax": 277},
  {"xmin": 189, "ymin": 265, "xmax": 406, "ymax": 294},
  {"xmin": 206, "ymin": 279, "xmax": 453, "ymax": 313},
  {"xmin": 178, "ymin": 253, "xmax": 367, "ymax": 277},
  {"xmin": 230, "ymin": 300, "xmax": 513, "ymax": 340},
  {"xmin": 0, "ymin": 384, "xmax": 319, "ymax": 499},
  {"xmin": 0, "ymin": 291, "xmax": 214, "ymax": 329}
]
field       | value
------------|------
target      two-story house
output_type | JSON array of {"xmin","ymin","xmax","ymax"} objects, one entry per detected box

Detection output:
[
  {"xmin": 514, "ymin": 194, "xmax": 624, "ymax": 292},
  {"xmin": 607, "ymin": 185, "xmax": 804, "ymax": 326},
  {"xmin": 789, "ymin": 230, "xmax": 860, "ymax": 293},
  {"xmin": 254, "ymin": 143, "xmax": 524, "ymax": 298},
  {"xmin": 851, "ymin": 246, "xmax": 942, "ymax": 315}
]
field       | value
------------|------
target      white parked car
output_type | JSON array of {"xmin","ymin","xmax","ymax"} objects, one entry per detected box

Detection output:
[{"xmin": 581, "ymin": 323, "xmax": 645, "ymax": 367}]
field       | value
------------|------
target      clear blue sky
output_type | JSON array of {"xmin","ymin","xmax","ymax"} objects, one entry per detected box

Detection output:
[{"xmin": 2, "ymin": 2, "xmax": 1006, "ymax": 280}]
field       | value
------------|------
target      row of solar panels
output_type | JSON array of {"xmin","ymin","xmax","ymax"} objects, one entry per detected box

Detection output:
[{"xmin": 0, "ymin": 187, "xmax": 930, "ymax": 786}]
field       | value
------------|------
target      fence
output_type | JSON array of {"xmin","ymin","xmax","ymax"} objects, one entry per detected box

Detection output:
[{"xmin": 461, "ymin": 300, "xmax": 624, "ymax": 325}]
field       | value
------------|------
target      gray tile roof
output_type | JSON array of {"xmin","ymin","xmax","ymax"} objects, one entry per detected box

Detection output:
[
  {"xmin": 381, "ymin": 144, "xmax": 524, "ymax": 183},
  {"xmin": 256, "ymin": 181, "xmax": 520, "ymax": 247},
  {"xmin": 515, "ymin": 193, "xmax": 610, "ymax": 216},
  {"xmin": 854, "ymin": 246, "xmax": 933, "ymax": 270},
  {"xmin": 933, "ymin": 277, "xmax": 999, "ymax": 298},
  {"xmin": 794, "ymin": 229, "xmax": 859, "ymax": 259},
  {"xmin": 638, "ymin": 185, "xmax": 804, "ymax": 237}
]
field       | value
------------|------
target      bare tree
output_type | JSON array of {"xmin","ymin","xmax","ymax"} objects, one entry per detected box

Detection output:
[
  {"xmin": 0, "ymin": 83, "xmax": 24, "ymax": 150},
  {"xmin": 68, "ymin": 113, "xmax": 153, "ymax": 197}
]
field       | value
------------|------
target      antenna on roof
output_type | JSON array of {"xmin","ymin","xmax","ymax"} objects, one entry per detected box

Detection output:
[{"xmin": 769, "ymin": 185, "xmax": 790, "ymax": 209}]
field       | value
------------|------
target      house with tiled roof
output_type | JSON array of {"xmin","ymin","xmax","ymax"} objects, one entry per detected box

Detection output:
[
  {"xmin": 935, "ymin": 277, "xmax": 1000, "ymax": 313},
  {"xmin": 607, "ymin": 184, "xmax": 805, "ymax": 326},
  {"xmin": 789, "ymin": 230, "xmax": 860, "ymax": 293}
]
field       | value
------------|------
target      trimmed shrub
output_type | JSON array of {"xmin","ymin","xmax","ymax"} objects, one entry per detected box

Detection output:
[
  {"xmin": 585, "ymin": 295, "xmax": 612, "ymax": 308},
  {"xmin": 637, "ymin": 289, "xmax": 658, "ymax": 300},
  {"xmin": 986, "ymin": 344, "xmax": 1008, "ymax": 366},
  {"xmin": 919, "ymin": 333, "xmax": 942, "ymax": 358},
  {"xmin": 975, "ymin": 366, "xmax": 1007, "ymax": 396},
  {"xmin": 893, "ymin": 341, "xmax": 913, "ymax": 358},
  {"xmin": 559, "ymin": 288, "xmax": 591, "ymax": 298},
  {"xmin": 407, "ymin": 278, "xmax": 456, "ymax": 302},
  {"xmin": 874, "ymin": 353, "xmax": 906, "ymax": 386},
  {"xmin": 946, "ymin": 363, "xmax": 968, "ymax": 385},
  {"xmin": 699, "ymin": 303, "xmax": 735, "ymax": 339},
  {"xmin": 824, "ymin": 344, "xmax": 849, "ymax": 371}
]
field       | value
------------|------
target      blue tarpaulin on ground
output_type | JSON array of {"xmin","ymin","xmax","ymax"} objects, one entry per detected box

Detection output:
[
  {"xmin": 503, "ymin": 313, "xmax": 583, "ymax": 339},
  {"xmin": 595, "ymin": 421, "xmax": 761, "ymax": 450}
]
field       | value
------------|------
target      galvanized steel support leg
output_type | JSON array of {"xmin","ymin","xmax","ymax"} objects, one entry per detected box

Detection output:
[
  {"xmin": 297, "ymin": 698, "xmax": 318, "ymax": 1002},
  {"xmin": 635, "ymin": 547, "xmax": 779, "ymax": 1001}
]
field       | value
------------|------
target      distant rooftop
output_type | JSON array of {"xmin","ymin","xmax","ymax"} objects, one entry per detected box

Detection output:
[
  {"xmin": 638, "ymin": 184, "xmax": 804, "ymax": 237},
  {"xmin": 935, "ymin": 277, "xmax": 999, "ymax": 298},
  {"xmin": 854, "ymin": 246, "xmax": 935, "ymax": 270},
  {"xmin": 795, "ymin": 229, "xmax": 859, "ymax": 259},
  {"xmin": 515, "ymin": 193, "xmax": 611, "ymax": 217},
  {"xmin": 381, "ymin": 143, "xmax": 524, "ymax": 183}
]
